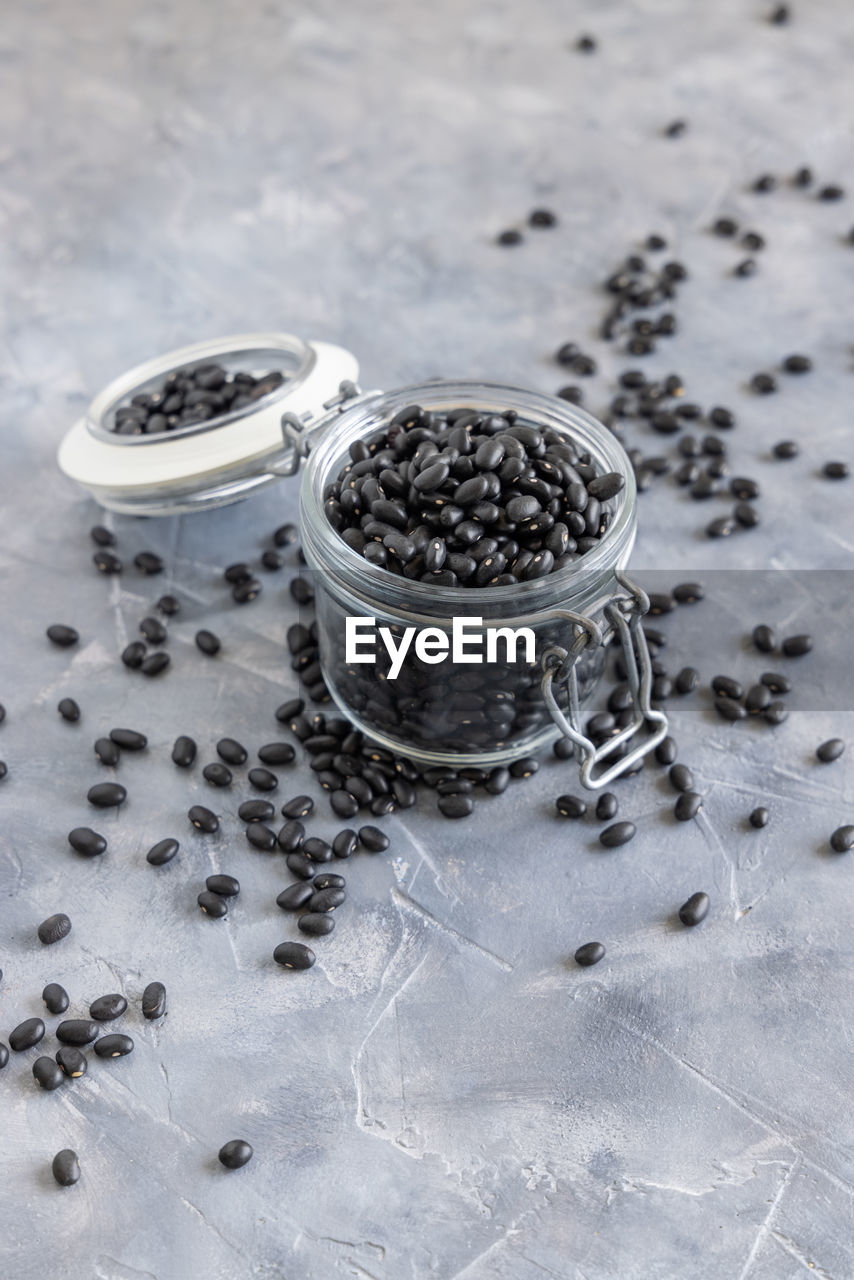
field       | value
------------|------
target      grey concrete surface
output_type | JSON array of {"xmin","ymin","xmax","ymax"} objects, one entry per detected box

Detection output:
[{"xmin": 2, "ymin": 1, "xmax": 854, "ymax": 1277}]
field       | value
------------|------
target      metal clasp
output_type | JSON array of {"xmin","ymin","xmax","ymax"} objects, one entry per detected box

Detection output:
[
  {"xmin": 541, "ymin": 569, "xmax": 668, "ymax": 790},
  {"xmin": 267, "ymin": 381, "xmax": 367, "ymax": 478}
]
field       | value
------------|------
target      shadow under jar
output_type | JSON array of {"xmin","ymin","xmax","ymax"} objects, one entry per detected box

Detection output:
[{"xmin": 301, "ymin": 381, "xmax": 667, "ymax": 785}]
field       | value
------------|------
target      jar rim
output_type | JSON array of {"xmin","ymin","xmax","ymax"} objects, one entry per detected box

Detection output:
[{"xmin": 300, "ymin": 379, "xmax": 637, "ymax": 617}]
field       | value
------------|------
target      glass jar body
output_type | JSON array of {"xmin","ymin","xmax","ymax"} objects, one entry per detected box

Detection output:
[{"xmin": 300, "ymin": 381, "xmax": 638, "ymax": 767}]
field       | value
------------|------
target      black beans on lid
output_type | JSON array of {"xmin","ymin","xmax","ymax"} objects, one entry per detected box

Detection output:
[
  {"xmin": 109, "ymin": 363, "xmax": 286, "ymax": 435},
  {"xmin": 324, "ymin": 404, "xmax": 626, "ymax": 584}
]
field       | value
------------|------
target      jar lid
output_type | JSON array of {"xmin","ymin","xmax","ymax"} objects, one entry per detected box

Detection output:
[{"xmin": 57, "ymin": 332, "xmax": 359, "ymax": 515}]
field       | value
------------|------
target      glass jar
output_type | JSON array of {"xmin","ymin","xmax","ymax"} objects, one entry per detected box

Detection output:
[
  {"xmin": 58, "ymin": 334, "xmax": 666, "ymax": 788},
  {"xmin": 300, "ymin": 381, "xmax": 667, "ymax": 786}
]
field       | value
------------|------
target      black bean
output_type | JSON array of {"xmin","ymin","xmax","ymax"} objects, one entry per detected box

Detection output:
[
  {"xmin": 198, "ymin": 890, "xmax": 228, "ymax": 918},
  {"xmin": 196, "ymin": 630, "xmax": 221, "ymax": 656},
  {"xmin": 675, "ymin": 667, "xmax": 700, "ymax": 695},
  {"xmin": 91, "ymin": 525, "xmax": 115, "ymax": 546},
  {"xmin": 706, "ymin": 515, "xmax": 735, "ymax": 538},
  {"xmin": 303, "ymin": 837, "xmax": 333, "ymax": 863},
  {"xmin": 286, "ymin": 852, "xmax": 316, "ymax": 880},
  {"xmin": 134, "ymin": 551, "xmax": 164, "ymax": 575},
  {"xmin": 817, "ymin": 738, "xmax": 845, "ymax": 763},
  {"xmin": 330, "ymin": 790, "xmax": 359, "ymax": 818},
  {"xmin": 774, "ymin": 439, "xmax": 800, "ymax": 461},
  {"xmin": 10, "ymin": 1017, "xmax": 45, "ymax": 1051},
  {"xmin": 142, "ymin": 981, "xmax": 167, "ymax": 1020},
  {"xmin": 38, "ymin": 913, "xmax": 72, "ymax": 945},
  {"xmin": 33, "ymin": 1057, "xmax": 65, "ymax": 1091},
  {"xmin": 0, "ymin": 1044, "xmax": 7, "ymax": 1069},
  {"xmin": 257, "ymin": 742, "xmax": 296, "ymax": 766},
  {"xmin": 224, "ymin": 562, "xmax": 252, "ymax": 584},
  {"xmin": 277, "ymin": 820, "xmax": 305, "ymax": 853},
  {"xmin": 734, "ymin": 258, "xmax": 758, "ymax": 278},
  {"xmin": 88, "ymin": 781, "xmax": 126, "ymax": 808},
  {"xmin": 711, "ymin": 675, "xmax": 743, "ymax": 700},
  {"xmin": 246, "ymin": 822, "xmax": 277, "ymax": 852},
  {"xmin": 818, "ymin": 184, "xmax": 845, "ymax": 201},
  {"xmin": 157, "ymin": 594, "xmax": 180, "ymax": 616},
  {"xmin": 140, "ymin": 616, "xmax": 167, "ymax": 645},
  {"xmin": 298, "ymin": 912, "xmax": 335, "ymax": 936},
  {"xmin": 47, "ymin": 624, "xmax": 79, "ymax": 648},
  {"xmin": 782, "ymin": 353, "xmax": 812, "ymax": 374},
  {"xmin": 92, "ymin": 738, "xmax": 119, "ymax": 768},
  {"xmin": 93, "ymin": 550, "xmax": 123, "ymax": 574},
  {"xmin": 830, "ymin": 826, "xmax": 854, "ymax": 854},
  {"xmin": 110, "ymin": 728, "xmax": 147, "ymax": 751},
  {"xmin": 121, "ymin": 641, "xmax": 147, "ymax": 669},
  {"xmin": 574, "ymin": 942, "xmax": 605, "ymax": 967},
  {"xmin": 94, "ymin": 1033, "xmax": 134, "ymax": 1058},
  {"xmin": 56, "ymin": 1046, "xmax": 87, "ymax": 1078},
  {"xmin": 359, "ymin": 825, "xmax": 390, "ymax": 852},
  {"xmin": 172, "ymin": 735, "xmax": 197, "ymax": 768},
  {"xmin": 90, "ymin": 994, "xmax": 128, "ymax": 1021},
  {"xmin": 556, "ymin": 794, "xmax": 587, "ymax": 818},
  {"xmin": 744, "ymin": 683, "xmax": 772, "ymax": 714},
  {"xmin": 596, "ymin": 792, "xmax": 618, "ymax": 821},
  {"xmin": 277, "ymin": 883, "xmax": 314, "ymax": 911},
  {"xmin": 782, "ymin": 633, "xmax": 812, "ymax": 656},
  {"xmin": 56, "ymin": 1019, "xmax": 98, "ymax": 1045},
  {"xmin": 282, "ymin": 795, "xmax": 314, "ymax": 819},
  {"xmin": 52, "ymin": 1149, "xmax": 80, "ymax": 1186},
  {"xmin": 752, "ymin": 624, "xmax": 776, "ymax": 653},
  {"xmin": 509, "ymin": 757, "xmax": 539, "ymax": 779},
  {"xmin": 273, "ymin": 523, "xmax": 298, "ymax": 547},
  {"xmin": 678, "ymin": 891, "xmax": 710, "ymax": 926},
  {"xmin": 674, "ymin": 791, "xmax": 702, "ymax": 821},
  {"xmin": 333, "ymin": 829, "xmax": 358, "ymax": 859},
  {"xmin": 587, "ymin": 472, "xmax": 625, "ymax": 500},
  {"xmin": 288, "ymin": 577, "xmax": 313, "ymax": 605},
  {"xmin": 750, "ymin": 372, "xmax": 776, "ymax": 395},
  {"xmin": 188, "ymin": 805, "xmax": 219, "ymax": 833},
  {"xmin": 212, "ymin": 737, "xmax": 245, "ymax": 766},
  {"xmin": 42, "ymin": 983, "xmax": 69, "ymax": 1015},
  {"xmin": 217, "ymin": 1138, "xmax": 253, "ymax": 1169},
  {"xmin": 206, "ymin": 875, "xmax": 239, "ymax": 899},
  {"xmin": 672, "ymin": 581, "xmax": 704, "ymax": 605},
  {"xmin": 203, "ymin": 762, "xmax": 232, "ymax": 788},
  {"xmin": 600, "ymin": 821, "xmax": 636, "ymax": 848},
  {"xmin": 749, "ymin": 807, "xmax": 769, "ymax": 829},
  {"xmin": 485, "ymin": 766, "xmax": 510, "ymax": 795},
  {"xmin": 669, "ymin": 764, "xmax": 694, "ymax": 793},
  {"xmin": 438, "ymin": 794, "xmax": 474, "ymax": 818},
  {"xmin": 823, "ymin": 461, "xmax": 849, "ymax": 479},
  {"xmin": 655, "ymin": 736, "xmax": 677, "ymax": 765},
  {"xmin": 57, "ymin": 697, "xmax": 81, "ymax": 723},
  {"xmin": 713, "ymin": 217, "xmax": 738, "ymax": 237},
  {"xmin": 714, "ymin": 696, "xmax": 747, "ymax": 722},
  {"xmin": 68, "ymin": 826, "xmax": 106, "ymax": 857},
  {"xmin": 238, "ymin": 800, "xmax": 274, "ymax": 824},
  {"xmin": 141, "ymin": 652, "xmax": 170, "ymax": 676},
  {"xmin": 308, "ymin": 887, "xmax": 346, "ymax": 913},
  {"xmin": 261, "ymin": 549, "xmax": 285, "ymax": 571},
  {"xmin": 764, "ymin": 700, "xmax": 789, "ymax": 725},
  {"xmin": 248, "ymin": 767, "xmax": 278, "ymax": 792}
]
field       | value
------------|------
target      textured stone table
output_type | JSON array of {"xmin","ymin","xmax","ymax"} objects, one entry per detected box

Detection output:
[{"xmin": 2, "ymin": 2, "xmax": 854, "ymax": 1277}]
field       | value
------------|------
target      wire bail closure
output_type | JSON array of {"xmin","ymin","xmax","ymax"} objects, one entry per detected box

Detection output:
[
  {"xmin": 541, "ymin": 569, "xmax": 668, "ymax": 789},
  {"xmin": 271, "ymin": 380, "xmax": 365, "ymax": 478}
]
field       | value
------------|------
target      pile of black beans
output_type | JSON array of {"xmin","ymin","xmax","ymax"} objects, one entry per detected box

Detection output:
[
  {"xmin": 110, "ymin": 363, "xmax": 285, "ymax": 435},
  {"xmin": 325, "ymin": 403, "xmax": 626, "ymax": 584}
]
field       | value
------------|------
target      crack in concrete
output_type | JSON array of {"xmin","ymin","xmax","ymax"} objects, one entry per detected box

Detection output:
[
  {"xmin": 390, "ymin": 888, "xmax": 513, "ymax": 972},
  {"xmin": 771, "ymin": 1229, "xmax": 838, "ymax": 1279},
  {"xmin": 735, "ymin": 1158, "xmax": 799, "ymax": 1280}
]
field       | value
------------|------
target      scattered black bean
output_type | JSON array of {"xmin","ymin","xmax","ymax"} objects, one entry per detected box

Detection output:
[
  {"xmin": 714, "ymin": 696, "xmax": 747, "ymax": 722},
  {"xmin": 157, "ymin": 594, "xmax": 180, "ymax": 616},
  {"xmin": 218, "ymin": 1138, "xmax": 253, "ymax": 1169},
  {"xmin": 750, "ymin": 807, "xmax": 769, "ymax": 829},
  {"xmin": 257, "ymin": 742, "xmax": 296, "ymax": 766},
  {"xmin": 286, "ymin": 852, "xmax": 316, "ymax": 880},
  {"xmin": 10, "ymin": 1017, "xmax": 45, "ymax": 1052},
  {"xmin": 239, "ymin": 799, "xmax": 275, "ymax": 823},
  {"xmin": 830, "ymin": 826, "xmax": 854, "ymax": 854},
  {"xmin": 0, "ymin": 1044, "xmax": 7, "ymax": 1068},
  {"xmin": 68, "ymin": 827, "xmax": 106, "ymax": 857},
  {"xmin": 277, "ymin": 820, "xmax": 305, "ymax": 853},
  {"xmin": 188, "ymin": 805, "xmax": 219, "ymax": 833},
  {"xmin": 110, "ymin": 728, "xmax": 147, "ymax": 751},
  {"xmin": 33, "ymin": 1057, "xmax": 64, "ymax": 1090},
  {"xmin": 91, "ymin": 525, "xmax": 115, "ymax": 546},
  {"xmin": 134, "ymin": 551, "xmax": 164, "ymax": 575},
  {"xmin": 298, "ymin": 912, "xmax": 335, "ymax": 936},
  {"xmin": 273, "ymin": 523, "xmax": 298, "ymax": 547},
  {"xmin": 57, "ymin": 697, "xmax": 80, "ymax": 722},
  {"xmin": 121, "ymin": 641, "xmax": 147, "ymax": 669},
  {"xmin": 94, "ymin": 1033, "xmax": 134, "ymax": 1058},
  {"xmin": 248, "ymin": 767, "xmax": 278, "ymax": 792},
  {"xmin": 773, "ymin": 439, "xmax": 799, "ymax": 459},
  {"xmin": 282, "ymin": 795, "xmax": 314, "ymax": 819},
  {"xmin": 823, "ymin": 461, "xmax": 849, "ymax": 479},
  {"xmin": 93, "ymin": 549, "xmax": 123, "ymax": 574},
  {"xmin": 599, "ymin": 821, "xmax": 635, "ymax": 848},
  {"xmin": 556, "ymin": 794, "xmax": 587, "ymax": 818},
  {"xmin": 56, "ymin": 1046, "xmax": 87, "ymax": 1078},
  {"xmin": 52, "ymin": 1149, "xmax": 80, "ymax": 1186},
  {"xmin": 198, "ymin": 890, "xmax": 228, "ymax": 918},
  {"xmin": 141, "ymin": 652, "xmax": 170, "ymax": 676},
  {"xmin": 712, "ymin": 675, "xmax": 743, "ymax": 699},
  {"xmin": 88, "ymin": 782, "xmax": 126, "ymax": 808},
  {"xmin": 782, "ymin": 633, "xmax": 813, "ymax": 657},
  {"xmin": 596, "ymin": 792, "xmax": 618, "ymax": 821},
  {"xmin": 47, "ymin": 624, "xmax": 79, "ymax": 648},
  {"xmin": 172, "ymin": 735, "xmax": 197, "ymax": 768},
  {"xmin": 196, "ymin": 630, "xmax": 221, "ymax": 656},
  {"xmin": 90, "ymin": 994, "xmax": 128, "ymax": 1021},
  {"xmin": 669, "ymin": 764, "xmax": 694, "ymax": 793},
  {"xmin": 56, "ymin": 1019, "xmax": 99, "ymax": 1046},
  {"xmin": 674, "ymin": 791, "xmax": 702, "ymax": 821},
  {"xmin": 817, "ymin": 738, "xmax": 845, "ymax": 763},
  {"xmin": 38, "ymin": 913, "xmax": 72, "ymax": 945},
  {"xmin": 333, "ymin": 829, "xmax": 358, "ymax": 859},
  {"xmin": 764, "ymin": 700, "xmax": 789, "ymax": 725},
  {"xmin": 678, "ymin": 891, "xmax": 710, "ymax": 926},
  {"xmin": 745, "ymin": 683, "xmax": 772, "ymax": 714},
  {"xmin": 94, "ymin": 737, "xmax": 120, "ymax": 766},
  {"xmin": 359, "ymin": 825, "xmax": 390, "ymax": 852},
  {"xmin": 752, "ymin": 624, "xmax": 777, "ymax": 653},
  {"xmin": 675, "ymin": 667, "xmax": 700, "ymax": 695},
  {"xmin": 574, "ymin": 942, "xmax": 605, "ymax": 967},
  {"xmin": 142, "ymin": 981, "xmax": 167, "ymax": 1020},
  {"xmin": 203, "ymin": 762, "xmax": 233, "ymax": 788},
  {"xmin": 43, "ymin": 983, "xmax": 69, "ymax": 1015},
  {"xmin": 147, "ymin": 837, "xmax": 179, "ymax": 866}
]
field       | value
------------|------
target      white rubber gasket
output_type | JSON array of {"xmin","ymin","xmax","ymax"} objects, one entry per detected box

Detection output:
[{"xmin": 57, "ymin": 334, "xmax": 359, "ymax": 494}]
